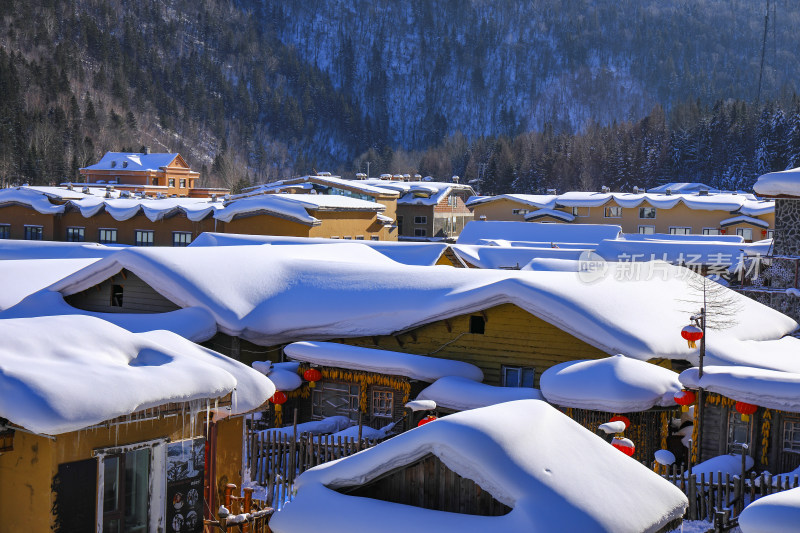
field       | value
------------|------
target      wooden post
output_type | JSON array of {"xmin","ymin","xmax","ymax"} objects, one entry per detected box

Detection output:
[
  {"xmin": 688, "ymin": 473, "xmax": 697, "ymax": 520},
  {"xmin": 242, "ymin": 487, "xmax": 254, "ymax": 533},
  {"xmin": 357, "ymin": 411, "xmax": 363, "ymax": 452},
  {"xmin": 225, "ymin": 483, "xmax": 237, "ymax": 513},
  {"xmin": 289, "ymin": 409, "xmax": 298, "ymax": 485}
]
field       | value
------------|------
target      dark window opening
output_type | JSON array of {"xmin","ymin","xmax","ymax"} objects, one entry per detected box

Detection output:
[
  {"xmin": 111, "ymin": 285, "xmax": 124, "ymax": 307},
  {"xmin": 469, "ymin": 315, "xmax": 485, "ymax": 334}
]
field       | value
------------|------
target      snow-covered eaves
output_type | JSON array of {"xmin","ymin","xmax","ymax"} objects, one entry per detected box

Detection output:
[
  {"xmin": 80, "ymin": 152, "xmax": 181, "ymax": 172},
  {"xmin": 284, "ymin": 341, "xmax": 483, "ymax": 383},
  {"xmin": 269, "ymin": 400, "xmax": 687, "ymax": 533},
  {"xmin": 719, "ymin": 215, "xmax": 770, "ymax": 228},
  {"xmin": 0, "ymin": 314, "xmax": 274, "ymax": 435},
  {"xmin": 539, "ymin": 355, "xmax": 681, "ymax": 412},
  {"xmin": 45, "ymin": 246, "xmax": 798, "ymax": 366},
  {"xmin": 0, "ymin": 239, "xmax": 124, "ymax": 260},
  {"xmin": 754, "ymin": 167, "xmax": 800, "ymax": 198},
  {"xmin": 523, "ymin": 208, "xmax": 574, "ymax": 221},
  {"xmin": 0, "ymin": 258, "xmax": 101, "ymax": 310},
  {"xmin": 0, "ymin": 187, "xmax": 67, "ymax": 215},
  {"xmin": 416, "ymin": 376, "xmax": 541, "ymax": 411},
  {"xmin": 680, "ymin": 366, "xmax": 800, "ymax": 413},
  {"xmin": 242, "ymin": 175, "xmax": 401, "ymax": 198},
  {"xmin": 466, "ymin": 194, "xmax": 559, "ymax": 210},
  {"xmin": 361, "ymin": 179, "xmax": 476, "ymax": 206},
  {"xmin": 457, "ymin": 221, "xmax": 622, "ymax": 246},
  {"xmin": 647, "ymin": 183, "xmax": 720, "ymax": 194},
  {"xmin": 452, "ymin": 244, "xmax": 585, "ymax": 269},
  {"xmin": 594, "ymin": 238, "xmax": 772, "ymax": 266}
]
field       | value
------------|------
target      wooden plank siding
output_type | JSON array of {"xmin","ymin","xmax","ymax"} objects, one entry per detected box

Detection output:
[
  {"xmin": 64, "ymin": 269, "xmax": 180, "ymax": 314},
  {"xmin": 339, "ymin": 303, "xmax": 609, "ymax": 387}
]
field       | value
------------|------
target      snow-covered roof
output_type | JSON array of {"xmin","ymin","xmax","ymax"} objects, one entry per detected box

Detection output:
[
  {"xmin": 622, "ymin": 233, "xmax": 745, "ymax": 243},
  {"xmin": 539, "ymin": 355, "xmax": 682, "ymax": 412},
  {"xmin": 739, "ymin": 486, "xmax": 800, "ymax": 533},
  {"xmin": 269, "ymin": 400, "xmax": 687, "ymax": 533},
  {"xmin": 189, "ymin": 232, "xmax": 449, "ymax": 267},
  {"xmin": 647, "ymin": 183, "xmax": 719, "ymax": 194},
  {"xmin": 523, "ymin": 208, "xmax": 575, "ymax": 221},
  {"xmin": 416, "ymin": 376, "xmax": 542, "ymax": 411},
  {"xmin": 229, "ymin": 193, "xmax": 385, "ymax": 212},
  {"xmin": 594, "ymin": 239, "xmax": 772, "ymax": 266},
  {"xmin": 0, "ymin": 239, "xmax": 123, "ymax": 260},
  {"xmin": 46, "ymin": 246, "xmax": 798, "ymax": 365},
  {"xmin": 679, "ymin": 366, "xmax": 800, "ymax": 413},
  {"xmin": 362, "ymin": 179, "xmax": 475, "ymax": 206},
  {"xmin": 452, "ymin": 244, "xmax": 585, "ymax": 269},
  {"xmin": 284, "ymin": 342, "xmax": 483, "ymax": 383},
  {"xmin": 466, "ymin": 194, "xmax": 559, "ymax": 209},
  {"xmin": 81, "ymin": 152, "xmax": 182, "ymax": 172},
  {"xmin": 719, "ymin": 215, "xmax": 770, "ymax": 228},
  {"xmin": 0, "ymin": 187, "xmax": 67, "ymax": 214},
  {"xmin": 0, "ymin": 258, "xmax": 101, "ymax": 310},
  {"xmin": 457, "ymin": 221, "xmax": 623, "ymax": 245},
  {"xmin": 243, "ymin": 175, "xmax": 401, "ymax": 198},
  {"xmin": 0, "ymin": 314, "xmax": 274, "ymax": 435},
  {"xmin": 754, "ymin": 167, "xmax": 800, "ymax": 198},
  {"xmin": 70, "ymin": 196, "xmax": 222, "ymax": 222},
  {"xmin": 253, "ymin": 361, "xmax": 303, "ymax": 391},
  {"xmin": 215, "ymin": 194, "xmax": 384, "ymax": 225}
]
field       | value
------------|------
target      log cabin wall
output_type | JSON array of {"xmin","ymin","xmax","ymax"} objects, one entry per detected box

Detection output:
[{"xmin": 64, "ymin": 269, "xmax": 181, "ymax": 313}]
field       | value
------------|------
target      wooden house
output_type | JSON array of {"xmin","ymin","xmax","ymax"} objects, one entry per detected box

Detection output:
[
  {"xmin": 0, "ymin": 314, "xmax": 274, "ymax": 532},
  {"xmin": 268, "ymin": 400, "xmax": 688, "ymax": 533}
]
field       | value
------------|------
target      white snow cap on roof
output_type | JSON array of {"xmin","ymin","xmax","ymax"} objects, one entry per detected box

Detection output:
[
  {"xmin": 680, "ymin": 366, "xmax": 800, "ymax": 413},
  {"xmin": 284, "ymin": 342, "xmax": 483, "ymax": 383},
  {"xmin": 0, "ymin": 315, "xmax": 274, "ymax": 435},
  {"xmin": 754, "ymin": 167, "xmax": 800, "ymax": 197},
  {"xmin": 0, "ymin": 258, "xmax": 100, "ymax": 310},
  {"xmin": 453, "ymin": 244, "xmax": 585, "ymax": 269},
  {"xmin": 47, "ymin": 247, "xmax": 797, "ymax": 363},
  {"xmin": 269, "ymin": 400, "xmax": 687, "ymax": 533},
  {"xmin": 416, "ymin": 376, "xmax": 542, "ymax": 411},
  {"xmin": 0, "ymin": 239, "xmax": 124, "ymax": 260},
  {"xmin": 0, "ymin": 187, "xmax": 67, "ymax": 214},
  {"xmin": 539, "ymin": 355, "xmax": 682, "ymax": 412},
  {"xmin": 81, "ymin": 152, "xmax": 180, "ymax": 172},
  {"xmin": 739, "ymin": 486, "xmax": 800, "ymax": 533},
  {"xmin": 457, "ymin": 221, "xmax": 622, "ymax": 245}
]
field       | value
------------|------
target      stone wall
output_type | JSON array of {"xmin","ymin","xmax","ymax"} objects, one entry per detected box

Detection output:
[
  {"xmin": 738, "ymin": 288, "xmax": 800, "ymax": 324},
  {"xmin": 774, "ymin": 199, "xmax": 800, "ymax": 257}
]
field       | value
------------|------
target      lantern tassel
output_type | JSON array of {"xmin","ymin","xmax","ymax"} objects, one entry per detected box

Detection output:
[
  {"xmin": 309, "ymin": 381, "xmax": 316, "ymax": 388},
  {"xmin": 681, "ymin": 405, "xmax": 688, "ymax": 413},
  {"xmin": 742, "ymin": 414, "xmax": 749, "ymax": 422},
  {"xmin": 687, "ymin": 339, "xmax": 697, "ymax": 349}
]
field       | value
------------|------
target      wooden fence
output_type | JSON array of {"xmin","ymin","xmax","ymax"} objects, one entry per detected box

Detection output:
[{"xmin": 203, "ymin": 485, "xmax": 273, "ymax": 533}]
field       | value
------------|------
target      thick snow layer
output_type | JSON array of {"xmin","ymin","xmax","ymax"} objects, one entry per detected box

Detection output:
[
  {"xmin": 457, "ymin": 221, "xmax": 623, "ymax": 245},
  {"xmin": 697, "ymin": 336, "xmax": 800, "ymax": 373},
  {"xmin": 754, "ymin": 168, "xmax": 800, "ymax": 197},
  {"xmin": 622, "ymin": 233, "xmax": 745, "ymax": 243},
  {"xmin": 539, "ymin": 355, "xmax": 682, "ymax": 412},
  {"xmin": 189, "ymin": 232, "xmax": 450, "ymax": 267},
  {"xmin": 330, "ymin": 422, "xmax": 395, "ymax": 440},
  {"xmin": 416, "ymin": 376, "xmax": 543, "ymax": 411},
  {"xmin": 524, "ymin": 208, "xmax": 575, "ymax": 221},
  {"xmin": 594, "ymin": 239, "xmax": 771, "ymax": 266},
  {"xmin": 252, "ymin": 361, "xmax": 303, "ymax": 391},
  {"xmin": 270, "ymin": 400, "xmax": 687, "ymax": 533},
  {"xmin": 0, "ymin": 315, "xmax": 274, "ymax": 434},
  {"xmin": 599, "ymin": 420, "xmax": 627, "ymax": 434},
  {"xmin": 679, "ymin": 366, "xmax": 800, "ymax": 413},
  {"xmin": 404, "ymin": 399, "xmax": 437, "ymax": 412},
  {"xmin": 739, "ymin": 486, "xmax": 800, "ymax": 533},
  {"xmin": 719, "ymin": 215, "xmax": 770, "ymax": 228},
  {"xmin": 0, "ymin": 290, "xmax": 217, "ymax": 342},
  {"xmin": 0, "ymin": 187, "xmax": 67, "ymax": 214},
  {"xmin": 0, "ymin": 239, "xmax": 124, "ymax": 259},
  {"xmin": 81, "ymin": 152, "xmax": 180, "ymax": 172},
  {"xmin": 522, "ymin": 258, "xmax": 583, "ymax": 272},
  {"xmin": 46, "ymin": 246, "xmax": 798, "ymax": 364},
  {"xmin": 262, "ymin": 416, "xmax": 353, "ymax": 437},
  {"xmin": 0, "ymin": 258, "xmax": 100, "ymax": 310},
  {"xmin": 452, "ymin": 244, "xmax": 585, "ymax": 269},
  {"xmin": 466, "ymin": 193, "xmax": 558, "ymax": 209},
  {"xmin": 689, "ymin": 454, "xmax": 754, "ymax": 482},
  {"xmin": 648, "ymin": 183, "xmax": 720, "ymax": 194},
  {"xmin": 284, "ymin": 342, "xmax": 483, "ymax": 383}
]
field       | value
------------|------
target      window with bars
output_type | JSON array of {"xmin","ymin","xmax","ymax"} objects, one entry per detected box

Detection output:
[
  {"xmin": 135, "ymin": 230, "xmax": 154, "ymax": 246},
  {"xmin": 24, "ymin": 225, "xmax": 43, "ymax": 240},
  {"xmin": 311, "ymin": 382, "xmax": 360, "ymax": 422},
  {"xmin": 783, "ymin": 419, "xmax": 800, "ymax": 453},
  {"xmin": 66, "ymin": 227, "xmax": 85, "ymax": 242},
  {"xmin": 173, "ymin": 232, "xmax": 192, "ymax": 247},
  {"xmin": 99, "ymin": 228, "xmax": 117, "ymax": 244},
  {"xmin": 371, "ymin": 389, "xmax": 394, "ymax": 418}
]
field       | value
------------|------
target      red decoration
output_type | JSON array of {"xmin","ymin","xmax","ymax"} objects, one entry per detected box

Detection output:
[
  {"xmin": 269, "ymin": 391, "xmax": 287, "ymax": 412},
  {"xmin": 674, "ymin": 390, "xmax": 696, "ymax": 412},
  {"xmin": 303, "ymin": 368, "xmax": 322, "ymax": 388},
  {"xmin": 762, "ymin": 229, "xmax": 768, "ymax": 237},
  {"xmin": 681, "ymin": 325, "xmax": 703, "ymax": 349},
  {"xmin": 720, "ymin": 229, "xmax": 727, "ymax": 235},
  {"xmin": 417, "ymin": 415, "xmax": 437, "ymax": 427},
  {"xmin": 611, "ymin": 437, "xmax": 635, "ymax": 456},
  {"xmin": 609, "ymin": 415, "xmax": 631, "ymax": 430},
  {"xmin": 735, "ymin": 401, "xmax": 758, "ymax": 422}
]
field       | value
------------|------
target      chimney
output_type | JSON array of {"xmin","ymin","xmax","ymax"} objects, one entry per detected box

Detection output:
[
  {"xmin": 601, "ymin": 185, "xmax": 610, "ymax": 194},
  {"xmin": 698, "ymin": 189, "xmax": 709, "ymax": 196},
  {"xmin": 143, "ymin": 146, "xmax": 150, "ymax": 155},
  {"xmin": 633, "ymin": 186, "xmax": 640, "ymax": 194},
  {"xmin": 665, "ymin": 188, "xmax": 672, "ymax": 196},
  {"xmin": 547, "ymin": 188, "xmax": 557, "ymax": 195}
]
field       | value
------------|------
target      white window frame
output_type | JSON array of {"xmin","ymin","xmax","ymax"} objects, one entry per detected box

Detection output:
[
  {"xmin": 669, "ymin": 227, "xmax": 692, "ymax": 235},
  {"xmin": 168, "ymin": 178, "xmax": 175, "ymax": 187},
  {"xmin": 98, "ymin": 228, "xmax": 117, "ymax": 244},
  {"xmin": 702, "ymin": 228, "xmax": 721, "ymax": 236},
  {"xmin": 501, "ymin": 365, "xmax": 536, "ymax": 388},
  {"xmin": 783, "ymin": 419, "xmax": 800, "ymax": 453},
  {"xmin": 638, "ymin": 225, "xmax": 655, "ymax": 235},
  {"xmin": 179, "ymin": 178, "xmax": 187, "ymax": 188},
  {"xmin": 737, "ymin": 227, "xmax": 753, "ymax": 241},
  {"xmin": 414, "ymin": 216, "xmax": 427, "ymax": 225},
  {"xmin": 172, "ymin": 231, "xmax": 192, "ymax": 247},
  {"xmin": 603, "ymin": 206, "xmax": 622, "ymax": 218},
  {"xmin": 134, "ymin": 230, "xmax": 154, "ymax": 246}
]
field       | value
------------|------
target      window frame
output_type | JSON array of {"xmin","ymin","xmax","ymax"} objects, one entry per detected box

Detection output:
[
  {"xmin": 179, "ymin": 178, "xmax": 187, "ymax": 188},
  {"xmin": 168, "ymin": 178, "xmax": 176, "ymax": 187},
  {"xmin": 311, "ymin": 381, "xmax": 361, "ymax": 422},
  {"xmin": 571, "ymin": 206, "xmax": 590, "ymax": 217},
  {"xmin": 726, "ymin": 410, "xmax": 753, "ymax": 455},
  {"xmin": 134, "ymin": 229, "xmax": 155, "ymax": 247},
  {"xmin": 603, "ymin": 206, "xmax": 622, "ymax": 218},
  {"xmin": 414, "ymin": 228, "xmax": 427, "ymax": 237},
  {"xmin": 172, "ymin": 232, "xmax": 192, "ymax": 247},
  {"xmin": 668, "ymin": 227, "xmax": 692, "ymax": 235},
  {"xmin": 737, "ymin": 227, "xmax": 754, "ymax": 241},
  {"xmin": 783, "ymin": 418, "xmax": 800, "ymax": 453},
  {"xmin": 24, "ymin": 225, "xmax": 43, "ymax": 240},
  {"xmin": 371, "ymin": 389, "xmax": 394, "ymax": 419},
  {"xmin": 98, "ymin": 228, "xmax": 118, "ymax": 244},
  {"xmin": 639, "ymin": 207, "xmax": 657, "ymax": 219},
  {"xmin": 66, "ymin": 227, "xmax": 86, "ymax": 242},
  {"xmin": 370, "ymin": 235, "xmax": 380, "ymax": 241},
  {"xmin": 702, "ymin": 228, "xmax": 721, "ymax": 236},
  {"xmin": 414, "ymin": 215, "xmax": 427, "ymax": 225},
  {"xmin": 0, "ymin": 224, "xmax": 9, "ymax": 239},
  {"xmin": 511, "ymin": 209, "xmax": 529, "ymax": 215},
  {"xmin": 638, "ymin": 225, "xmax": 655, "ymax": 235},
  {"xmin": 767, "ymin": 229, "xmax": 775, "ymax": 239},
  {"xmin": 501, "ymin": 365, "xmax": 536, "ymax": 388}
]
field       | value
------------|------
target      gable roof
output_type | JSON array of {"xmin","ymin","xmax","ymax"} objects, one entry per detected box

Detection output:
[
  {"xmin": 269, "ymin": 400, "xmax": 687, "ymax": 533},
  {"xmin": 457, "ymin": 221, "xmax": 623, "ymax": 245},
  {"xmin": 80, "ymin": 152, "xmax": 183, "ymax": 172}
]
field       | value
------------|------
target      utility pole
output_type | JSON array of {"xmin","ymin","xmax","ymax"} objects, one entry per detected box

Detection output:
[
  {"xmin": 756, "ymin": 0, "xmax": 770, "ymax": 105},
  {"xmin": 366, "ymin": 161, "xmax": 371, "ymax": 179}
]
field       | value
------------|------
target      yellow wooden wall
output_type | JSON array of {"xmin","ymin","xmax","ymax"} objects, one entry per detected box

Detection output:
[{"xmin": 340, "ymin": 303, "xmax": 608, "ymax": 387}]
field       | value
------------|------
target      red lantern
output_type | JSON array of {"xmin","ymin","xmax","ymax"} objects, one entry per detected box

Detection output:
[
  {"xmin": 417, "ymin": 415, "xmax": 437, "ymax": 427},
  {"xmin": 681, "ymin": 325, "xmax": 703, "ymax": 349},
  {"xmin": 674, "ymin": 390, "xmax": 696, "ymax": 412},
  {"xmin": 269, "ymin": 391, "xmax": 287, "ymax": 412},
  {"xmin": 720, "ymin": 229, "xmax": 727, "ymax": 235},
  {"xmin": 609, "ymin": 415, "xmax": 631, "ymax": 430},
  {"xmin": 735, "ymin": 401, "xmax": 758, "ymax": 422},
  {"xmin": 611, "ymin": 437, "xmax": 635, "ymax": 456},
  {"xmin": 303, "ymin": 368, "xmax": 322, "ymax": 388},
  {"xmin": 762, "ymin": 229, "xmax": 768, "ymax": 237}
]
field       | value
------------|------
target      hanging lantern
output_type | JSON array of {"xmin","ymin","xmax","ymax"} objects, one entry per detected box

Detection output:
[
  {"xmin": 681, "ymin": 325, "xmax": 703, "ymax": 349},
  {"xmin": 417, "ymin": 415, "xmax": 437, "ymax": 427},
  {"xmin": 303, "ymin": 368, "xmax": 322, "ymax": 388},
  {"xmin": 609, "ymin": 415, "xmax": 631, "ymax": 430},
  {"xmin": 611, "ymin": 437, "xmax": 635, "ymax": 457},
  {"xmin": 735, "ymin": 401, "xmax": 758, "ymax": 422},
  {"xmin": 761, "ymin": 229, "xmax": 768, "ymax": 237},
  {"xmin": 720, "ymin": 229, "xmax": 727, "ymax": 235},
  {"xmin": 674, "ymin": 390, "xmax": 696, "ymax": 412},
  {"xmin": 269, "ymin": 391, "xmax": 287, "ymax": 412}
]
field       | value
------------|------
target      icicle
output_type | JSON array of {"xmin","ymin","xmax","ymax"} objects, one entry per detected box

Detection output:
[{"xmin": 206, "ymin": 399, "xmax": 211, "ymax": 439}]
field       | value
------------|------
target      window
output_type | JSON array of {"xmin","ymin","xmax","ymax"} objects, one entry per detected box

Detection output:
[
  {"xmin": 102, "ymin": 447, "xmax": 151, "ymax": 532},
  {"xmin": 502, "ymin": 366, "xmax": 535, "ymax": 388},
  {"xmin": 638, "ymin": 225, "xmax": 655, "ymax": 235},
  {"xmin": 604, "ymin": 206, "xmax": 622, "ymax": 218},
  {"xmin": 168, "ymin": 178, "xmax": 175, "ymax": 187},
  {"xmin": 639, "ymin": 207, "xmax": 656, "ymax": 219},
  {"xmin": 311, "ymin": 382, "xmax": 360, "ymax": 422},
  {"xmin": 512, "ymin": 209, "xmax": 529, "ymax": 215},
  {"xmin": 172, "ymin": 232, "xmax": 192, "ymax": 247},
  {"xmin": 571, "ymin": 207, "xmax": 589, "ymax": 217},
  {"xmin": 24, "ymin": 225, "xmax": 43, "ymax": 240},
  {"xmin": 370, "ymin": 235, "xmax": 380, "ymax": 241},
  {"xmin": 66, "ymin": 227, "xmax": 85, "ymax": 242},
  {"xmin": 669, "ymin": 227, "xmax": 692, "ymax": 235},
  {"xmin": 371, "ymin": 389, "xmax": 394, "ymax": 419},
  {"xmin": 414, "ymin": 216, "xmax": 427, "ymax": 224},
  {"xmin": 768, "ymin": 229, "xmax": 775, "ymax": 239},
  {"xmin": 151, "ymin": 178, "xmax": 158, "ymax": 186},
  {"xmin": 343, "ymin": 236, "xmax": 352, "ymax": 240},
  {"xmin": 727, "ymin": 410, "xmax": 752, "ymax": 454},
  {"xmin": 0, "ymin": 224, "xmax": 10, "ymax": 239},
  {"xmin": 447, "ymin": 195, "xmax": 459, "ymax": 207},
  {"xmin": 783, "ymin": 419, "xmax": 800, "ymax": 453},
  {"xmin": 99, "ymin": 228, "xmax": 117, "ymax": 244},
  {"xmin": 135, "ymin": 230, "xmax": 154, "ymax": 246},
  {"xmin": 737, "ymin": 228, "xmax": 753, "ymax": 241},
  {"xmin": 414, "ymin": 228, "xmax": 427, "ymax": 237},
  {"xmin": 179, "ymin": 179, "xmax": 186, "ymax": 188},
  {"xmin": 111, "ymin": 285, "xmax": 124, "ymax": 307},
  {"xmin": 702, "ymin": 228, "xmax": 721, "ymax": 236},
  {"xmin": 469, "ymin": 315, "xmax": 485, "ymax": 334},
  {"xmin": 330, "ymin": 236, "xmax": 340, "ymax": 239},
  {"xmin": 397, "ymin": 216, "xmax": 403, "ymax": 234},
  {"xmin": 355, "ymin": 235, "xmax": 364, "ymax": 240}
]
